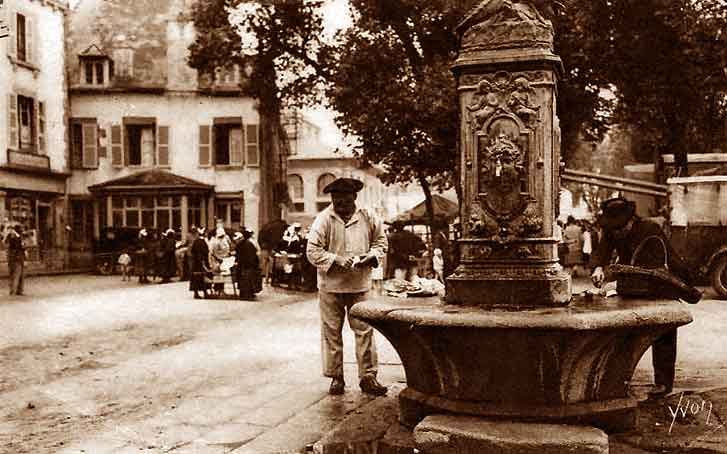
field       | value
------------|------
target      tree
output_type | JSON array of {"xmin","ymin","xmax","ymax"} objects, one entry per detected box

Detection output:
[
  {"xmin": 188, "ymin": 0, "xmax": 330, "ymax": 225},
  {"xmin": 554, "ymin": 0, "xmax": 727, "ymax": 177},
  {"xmin": 326, "ymin": 0, "xmax": 467, "ymax": 255}
]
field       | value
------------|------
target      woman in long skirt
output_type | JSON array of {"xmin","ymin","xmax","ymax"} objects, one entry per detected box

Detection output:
[
  {"xmin": 189, "ymin": 228, "xmax": 210, "ymax": 299},
  {"xmin": 235, "ymin": 228, "xmax": 261, "ymax": 300}
]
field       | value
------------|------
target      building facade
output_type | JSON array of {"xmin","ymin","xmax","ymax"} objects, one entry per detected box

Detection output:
[
  {"xmin": 284, "ymin": 114, "xmax": 393, "ymax": 228},
  {"xmin": 66, "ymin": 0, "xmax": 263, "ymax": 266},
  {"xmin": 1, "ymin": 0, "xmax": 70, "ymax": 275}
]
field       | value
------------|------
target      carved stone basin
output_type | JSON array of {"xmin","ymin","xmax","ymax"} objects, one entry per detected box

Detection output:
[{"xmin": 351, "ymin": 294, "xmax": 692, "ymax": 432}]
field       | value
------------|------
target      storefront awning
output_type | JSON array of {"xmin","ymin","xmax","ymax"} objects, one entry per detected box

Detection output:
[{"xmin": 88, "ymin": 169, "xmax": 213, "ymax": 193}]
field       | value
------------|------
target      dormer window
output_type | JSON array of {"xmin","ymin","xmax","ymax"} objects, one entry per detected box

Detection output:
[
  {"xmin": 79, "ymin": 45, "xmax": 111, "ymax": 87},
  {"xmin": 214, "ymin": 64, "xmax": 241, "ymax": 86},
  {"xmin": 84, "ymin": 60, "xmax": 105, "ymax": 85}
]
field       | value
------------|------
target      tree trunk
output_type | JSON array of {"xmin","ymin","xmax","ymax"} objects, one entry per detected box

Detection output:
[{"xmin": 256, "ymin": 60, "xmax": 290, "ymax": 229}]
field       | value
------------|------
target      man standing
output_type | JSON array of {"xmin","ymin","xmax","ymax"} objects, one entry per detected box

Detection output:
[
  {"xmin": 5, "ymin": 223, "xmax": 25, "ymax": 295},
  {"xmin": 591, "ymin": 197, "xmax": 694, "ymax": 397},
  {"xmin": 387, "ymin": 221, "xmax": 426, "ymax": 281},
  {"xmin": 307, "ymin": 177, "xmax": 388, "ymax": 396}
]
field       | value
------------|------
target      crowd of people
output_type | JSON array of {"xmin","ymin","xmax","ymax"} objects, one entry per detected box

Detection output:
[
  {"xmin": 117, "ymin": 223, "xmax": 263, "ymax": 300},
  {"xmin": 555, "ymin": 215, "xmax": 599, "ymax": 277}
]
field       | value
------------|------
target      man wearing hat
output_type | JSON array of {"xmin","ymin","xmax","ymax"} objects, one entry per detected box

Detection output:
[
  {"xmin": 306, "ymin": 177, "xmax": 389, "ymax": 396},
  {"xmin": 159, "ymin": 228, "xmax": 178, "ymax": 283},
  {"xmin": 4, "ymin": 223, "xmax": 25, "ymax": 295},
  {"xmin": 234, "ymin": 227, "xmax": 261, "ymax": 300},
  {"xmin": 591, "ymin": 197, "xmax": 694, "ymax": 397}
]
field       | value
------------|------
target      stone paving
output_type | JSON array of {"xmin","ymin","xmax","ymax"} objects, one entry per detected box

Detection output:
[{"xmin": 2, "ymin": 274, "xmax": 727, "ymax": 453}]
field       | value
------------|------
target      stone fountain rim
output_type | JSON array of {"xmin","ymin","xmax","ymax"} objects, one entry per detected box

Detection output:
[{"xmin": 352, "ymin": 296, "xmax": 693, "ymax": 331}]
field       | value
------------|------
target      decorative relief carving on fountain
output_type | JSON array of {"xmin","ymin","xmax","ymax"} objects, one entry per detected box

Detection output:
[
  {"xmin": 467, "ymin": 71, "xmax": 541, "ymax": 129},
  {"xmin": 457, "ymin": 0, "xmax": 554, "ymax": 53},
  {"xmin": 460, "ymin": 70, "xmax": 553, "ymax": 87},
  {"xmin": 468, "ymin": 200, "xmax": 543, "ymax": 244}
]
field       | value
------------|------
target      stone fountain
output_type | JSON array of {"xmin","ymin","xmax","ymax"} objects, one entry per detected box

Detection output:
[{"xmin": 351, "ymin": 1, "xmax": 693, "ymax": 451}]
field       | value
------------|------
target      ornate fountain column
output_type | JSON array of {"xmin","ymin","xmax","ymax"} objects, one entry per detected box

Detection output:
[{"xmin": 447, "ymin": 1, "xmax": 570, "ymax": 307}]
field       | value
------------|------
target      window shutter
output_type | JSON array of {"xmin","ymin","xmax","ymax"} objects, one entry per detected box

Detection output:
[
  {"xmin": 82, "ymin": 123, "xmax": 98, "ymax": 168},
  {"xmin": 245, "ymin": 124, "xmax": 259, "ymax": 167},
  {"xmin": 230, "ymin": 127, "xmax": 243, "ymax": 166},
  {"xmin": 199, "ymin": 125, "xmax": 211, "ymax": 167},
  {"xmin": 7, "ymin": 9, "xmax": 16, "ymax": 59},
  {"xmin": 111, "ymin": 124, "xmax": 123, "ymax": 167},
  {"xmin": 37, "ymin": 100, "xmax": 45, "ymax": 154},
  {"xmin": 7, "ymin": 94, "xmax": 18, "ymax": 150},
  {"xmin": 157, "ymin": 125, "xmax": 170, "ymax": 167},
  {"xmin": 25, "ymin": 15, "xmax": 33, "ymax": 64}
]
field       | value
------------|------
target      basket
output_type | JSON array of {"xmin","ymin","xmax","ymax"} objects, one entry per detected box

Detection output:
[{"xmin": 607, "ymin": 235, "xmax": 701, "ymax": 304}]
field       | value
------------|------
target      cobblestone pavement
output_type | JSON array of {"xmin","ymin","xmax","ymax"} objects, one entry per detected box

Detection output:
[
  {"xmin": 1, "ymin": 274, "xmax": 726, "ymax": 453},
  {"xmin": 0, "ymin": 275, "xmax": 404, "ymax": 454}
]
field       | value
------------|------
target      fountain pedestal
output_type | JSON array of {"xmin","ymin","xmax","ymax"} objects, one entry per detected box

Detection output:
[{"xmin": 351, "ymin": 295, "xmax": 692, "ymax": 432}]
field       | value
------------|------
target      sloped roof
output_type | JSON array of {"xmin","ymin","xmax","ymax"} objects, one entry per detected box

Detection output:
[
  {"xmin": 88, "ymin": 169, "xmax": 213, "ymax": 192},
  {"xmin": 391, "ymin": 194, "xmax": 459, "ymax": 225},
  {"xmin": 67, "ymin": 0, "xmax": 177, "ymax": 88},
  {"xmin": 79, "ymin": 44, "xmax": 108, "ymax": 57}
]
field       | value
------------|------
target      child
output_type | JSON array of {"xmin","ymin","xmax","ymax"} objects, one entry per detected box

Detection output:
[
  {"xmin": 118, "ymin": 249, "xmax": 132, "ymax": 281},
  {"xmin": 371, "ymin": 255, "xmax": 384, "ymax": 295},
  {"xmin": 432, "ymin": 248, "xmax": 444, "ymax": 283}
]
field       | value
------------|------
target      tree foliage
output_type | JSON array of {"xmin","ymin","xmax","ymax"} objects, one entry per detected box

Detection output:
[
  {"xmin": 555, "ymin": 0, "xmax": 727, "ymax": 175},
  {"xmin": 188, "ymin": 0, "xmax": 330, "ymax": 223},
  {"xmin": 326, "ymin": 0, "xmax": 468, "ymax": 239}
]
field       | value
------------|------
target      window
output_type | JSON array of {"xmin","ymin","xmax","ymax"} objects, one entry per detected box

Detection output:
[
  {"xmin": 18, "ymin": 95, "xmax": 35, "ymax": 151},
  {"xmin": 127, "ymin": 125, "xmax": 150, "ymax": 166},
  {"xmin": 9, "ymin": 11, "xmax": 34, "ymax": 64},
  {"xmin": 214, "ymin": 64, "xmax": 241, "ymax": 86},
  {"xmin": 200, "ymin": 118, "xmax": 247, "ymax": 167},
  {"xmin": 120, "ymin": 119, "xmax": 169, "ymax": 167},
  {"xmin": 215, "ymin": 198, "xmax": 243, "ymax": 229},
  {"xmin": 288, "ymin": 174, "xmax": 304, "ymax": 213},
  {"xmin": 7, "ymin": 94, "xmax": 44, "ymax": 153},
  {"xmin": 213, "ymin": 123, "xmax": 243, "ymax": 166},
  {"xmin": 110, "ymin": 195, "xmax": 182, "ymax": 229},
  {"xmin": 317, "ymin": 173, "xmax": 336, "ymax": 196},
  {"xmin": 71, "ymin": 118, "xmax": 98, "ymax": 169},
  {"xmin": 16, "ymin": 13, "xmax": 26, "ymax": 62},
  {"xmin": 81, "ymin": 58, "xmax": 108, "ymax": 86}
]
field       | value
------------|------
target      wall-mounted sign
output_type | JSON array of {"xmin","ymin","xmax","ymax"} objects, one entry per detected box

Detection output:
[{"xmin": 7, "ymin": 150, "xmax": 51, "ymax": 169}]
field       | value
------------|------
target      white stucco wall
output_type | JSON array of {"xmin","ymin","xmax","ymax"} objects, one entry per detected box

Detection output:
[
  {"xmin": 1, "ymin": 0, "xmax": 67, "ymax": 172},
  {"xmin": 68, "ymin": 92, "xmax": 261, "ymax": 229}
]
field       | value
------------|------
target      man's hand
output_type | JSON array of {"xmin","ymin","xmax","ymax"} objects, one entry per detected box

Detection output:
[
  {"xmin": 591, "ymin": 266, "xmax": 605, "ymax": 288},
  {"xmin": 355, "ymin": 253, "xmax": 378, "ymax": 268},
  {"xmin": 333, "ymin": 255, "xmax": 355, "ymax": 270}
]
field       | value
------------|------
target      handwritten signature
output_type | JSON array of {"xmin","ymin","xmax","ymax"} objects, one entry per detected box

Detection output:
[{"xmin": 667, "ymin": 392, "xmax": 725, "ymax": 434}]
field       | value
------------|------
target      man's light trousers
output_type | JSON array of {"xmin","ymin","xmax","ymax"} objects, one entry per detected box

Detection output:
[{"xmin": 319, "ymin": 290, "xmax": 378, "ymax": 380}]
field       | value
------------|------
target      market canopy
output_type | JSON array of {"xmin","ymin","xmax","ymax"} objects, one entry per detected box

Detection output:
[{"xmin": 390, "ymin": 194, "xmax": 459, "ymax": 226}]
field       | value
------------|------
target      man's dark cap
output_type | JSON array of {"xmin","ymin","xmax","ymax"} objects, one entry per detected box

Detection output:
[
  {"xmin": 598, "ymin": 197, "xmax": 636, "ymax": 230},
  {"xmin": 323, "ymin": 177, "xmax": 364, "ymax": 194}
]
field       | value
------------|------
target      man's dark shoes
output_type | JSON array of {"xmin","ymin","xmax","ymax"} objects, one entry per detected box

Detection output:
[
  {"xmin": 647, "ymin": 384, "xmax": 672, "ymax": 398},
  {"xmin": 329, "ymin": 376, "xmax": 345, "ymax": 395},
  {"xmin": 359, "ymin": 375, "xmax": 387, "ymax": 396}
]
